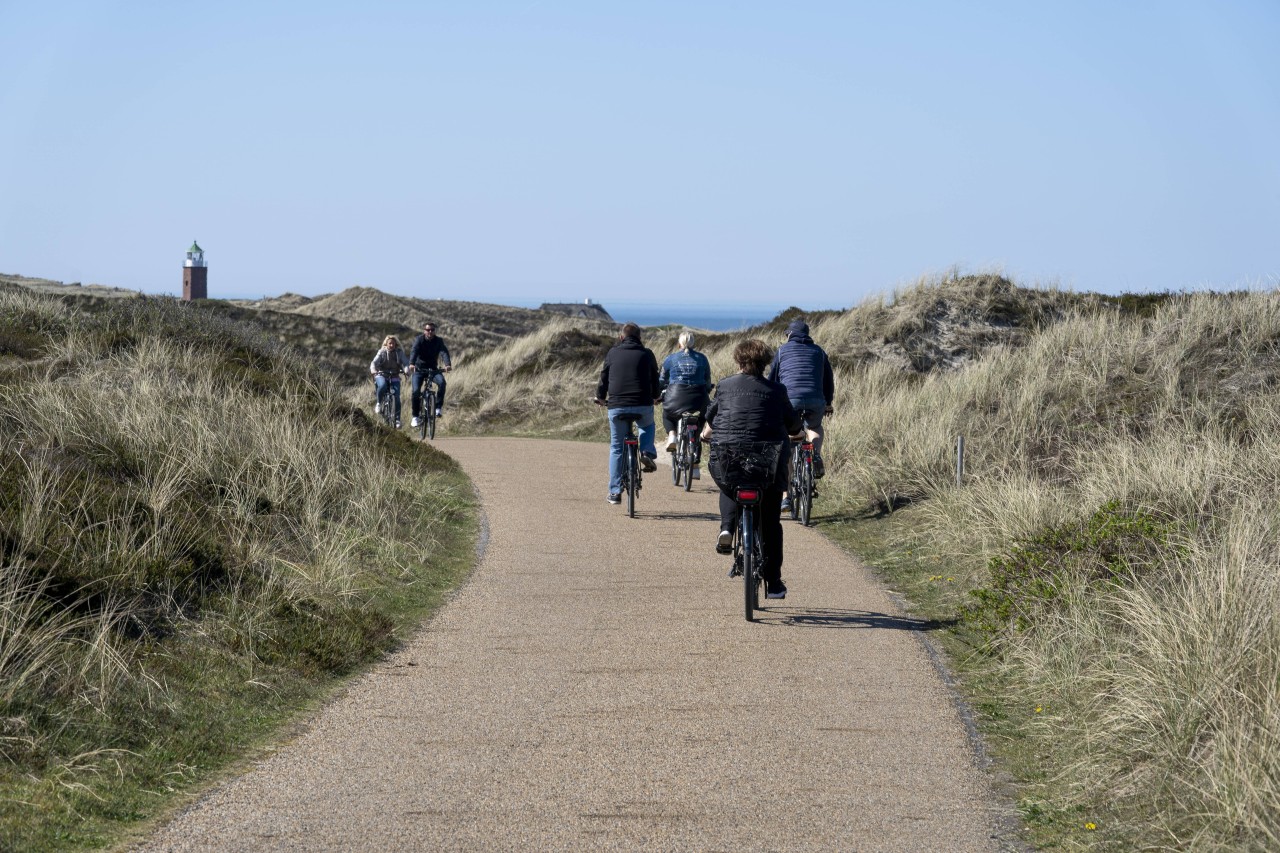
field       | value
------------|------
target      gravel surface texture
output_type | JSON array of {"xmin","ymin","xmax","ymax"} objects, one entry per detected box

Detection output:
[{"xmin": 139, "ymin": 437, "xmax": 1015, "ymax": 852}]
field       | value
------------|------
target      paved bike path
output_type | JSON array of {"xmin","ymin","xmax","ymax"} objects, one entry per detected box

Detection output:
[{"xmin": 140, "ymin": 437, "xmax": 1012, "ymax": 851}]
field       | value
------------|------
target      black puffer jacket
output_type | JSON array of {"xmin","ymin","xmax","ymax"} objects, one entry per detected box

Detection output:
[
  {"xmin": 596, "ymin": 337, "xmax": 660, "ymax": 407},
  {"xmin": 706, "ymin": 373, "xmax": 800, "ymax": 487},
  {"xmin": 706, "ymin": 373, "xmax": 800, "ymax": 442}
]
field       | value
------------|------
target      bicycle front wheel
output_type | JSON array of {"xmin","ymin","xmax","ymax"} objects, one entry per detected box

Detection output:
[
  {"xmin": 742, "ymin": 506, "xmax": 757, "ymax": 621},
  {"xmin": 426, "ymin": 391, "xmax": 437, "ymax": 440},
  {"xmin": 380, "ymin": 388, "xmax": 395, "ymax": 428},
  {"xmin": 672, "ymin": 436, "xmax": 682, "ymax": 486}
]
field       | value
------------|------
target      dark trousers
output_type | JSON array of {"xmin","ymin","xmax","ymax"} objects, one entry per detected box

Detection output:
[
  {"xmin": 718, "ymin": 485, "xmax": 784, "ymax": 583},
  {"xmin": 411, "ymin": 370, "xmax": 446, "ymax": 417}
]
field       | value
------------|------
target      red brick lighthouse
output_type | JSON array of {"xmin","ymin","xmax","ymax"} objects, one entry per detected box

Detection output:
[{"xmin": 182, "ymin": 240, "xmax": 208, "ymax": 301}]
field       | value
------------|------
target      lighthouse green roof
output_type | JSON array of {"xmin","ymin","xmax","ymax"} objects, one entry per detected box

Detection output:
[{"xmin": 188, "ymin": 240, "xmax": 203, "ymax": 253}]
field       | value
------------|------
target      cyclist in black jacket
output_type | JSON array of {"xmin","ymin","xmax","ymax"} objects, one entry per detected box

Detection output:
[
  {"xmin": 593, "ymin": 322, "xmax": 661, "ymax": 505},
  {"xmin": 409, "ymin": 321, "xmax": 452, "ymax": 428},
  {"xmin": 704, "ymin": 339, "xmax": 807, "ymax": 599}
]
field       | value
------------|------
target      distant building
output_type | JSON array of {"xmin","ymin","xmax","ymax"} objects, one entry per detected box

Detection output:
[
  {"xmin": 182, "ymin": 241, "xmax": 207, "ymax": 301},
  {"xmin": 540, "ymin": 298, "xmax": 614, "ymax": 322}
]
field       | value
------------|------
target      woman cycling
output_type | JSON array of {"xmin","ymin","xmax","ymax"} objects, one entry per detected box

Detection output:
[
  {"xmin": 369, "ymin": 334, "xmax": 411, "ymax": 428},
  {"xmin": 702, "ymin": 339, "xmax": 806, "ymax": 600},
  {"xmin": 660, "ymin": 330, "xmax": 713, "ymax": 479}
]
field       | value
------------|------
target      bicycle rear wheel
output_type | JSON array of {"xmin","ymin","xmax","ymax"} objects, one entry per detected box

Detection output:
[
  {"xmin": 672, "ymin": 435, "xmax": 682, "ymax": 486},
  {"xmin": 788, "ymin": 446, "xmax": 801, "ymax": 520},
  {"xmin": 681, "ymin": 434, "xmax": 694, "ymax": 492},
  {"xmin": 800, "ymin": 456, "xmax": 813, "ymax": 526},
  {"xmin": 742, "ymin": 506, "xmax": 757, "ymax": 621},
  {"xmin": 626, "ymin": 446, "xmax": 638, "ymax": 518}
]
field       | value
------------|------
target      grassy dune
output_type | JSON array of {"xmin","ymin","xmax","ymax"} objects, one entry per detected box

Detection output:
[
  {"xmin": 441, "ymin": 273, "xmax": 1279, "ymax": 849},
  {"xmin": 0, "ymin": 287, "xmax": 476, "ymax": 850}
]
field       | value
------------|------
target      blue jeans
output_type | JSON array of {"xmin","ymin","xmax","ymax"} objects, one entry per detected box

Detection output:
[
  {"xmin": 375, "ymin": 375, "xmax": 402, "ymax": 420},
  {"xmin": 608, "ymin": 406, "xmax": 656, "ymax": 494},
  {"xmin": 411, "ymin": 370, "xmax": 445, "ymax": 417}
]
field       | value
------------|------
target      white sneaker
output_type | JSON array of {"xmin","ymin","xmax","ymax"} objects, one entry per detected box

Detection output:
[
  {"xmin": 411, "ymin": 417, "xmax": 420, "ymax": 427},
  {"xmin": 435, "ymin": 408, "xmax": 443, "ymax": 417},
  {"xmin": 665, "ymin": 431, "xmax": 677, "ymax": 452},
  {"xmin": 374, "ymin": 402, "xmax": 381, "ymax": 414},
  {"xmin": 394, "ymin": 419, "xmax": 401, "ymax": 429},
  {"xmin": 691, "ymin": 466, "xmax": 701, "ymax": 480}
]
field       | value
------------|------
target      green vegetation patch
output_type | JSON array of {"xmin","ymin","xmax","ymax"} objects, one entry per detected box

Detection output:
[{"xmin": 965, "ymin": 500, "xmax": 1180, "ymax": 639}]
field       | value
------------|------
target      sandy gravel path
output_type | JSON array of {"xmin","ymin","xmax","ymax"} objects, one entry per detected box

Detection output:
[{"xmin": 139, "ymin": 437, "xmax": 1013, "ymax": 851}]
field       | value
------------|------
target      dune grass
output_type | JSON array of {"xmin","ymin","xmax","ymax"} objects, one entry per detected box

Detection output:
[
  {"xmin": 439, "ymin": 274, "xmax": 1280, "ymax": 849},
  {"xmin": 0, "ymin": 289, "xmax": 476, "ymax": 850}
]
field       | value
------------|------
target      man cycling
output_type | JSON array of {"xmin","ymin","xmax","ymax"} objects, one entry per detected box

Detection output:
[
  {"xmin": 409, "ymin": 321, "xmax": 452, "ymax": 429},
  {"xmin": 593, "ymin": 322, "xmax": 661, "ymax": 505},
  {"xmin": 659, "ymin": 330, "xmax": 713, "ymax": 481},
  {"xmin": 767, "ymin": 319, "xmax": 834, "ymax": 493}
]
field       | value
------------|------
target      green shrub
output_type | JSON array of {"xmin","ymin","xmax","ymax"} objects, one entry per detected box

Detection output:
[{"xmin": 965, "ymin": 500, "xmax": 1179, "ymax": 639}]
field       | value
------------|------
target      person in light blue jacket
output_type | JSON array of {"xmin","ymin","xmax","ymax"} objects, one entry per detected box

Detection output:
[{"xmin": 659, "ymin": 331, "xmax": 713, "ymax": 473}]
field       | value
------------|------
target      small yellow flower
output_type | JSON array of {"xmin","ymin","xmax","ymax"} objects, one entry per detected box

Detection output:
[
  {"xmin": 1034, "ymin": 706, "xmax": 1043, "ymax": 713},
  {"xmin": 1085, "ymin": 822, "xmax": 1097, "ymax": 831},
  {"xmin": 946, "ymin": 576, "xmax": 954, "ymax": 582}
]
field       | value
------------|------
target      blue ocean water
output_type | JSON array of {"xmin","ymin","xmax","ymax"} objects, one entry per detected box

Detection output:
[{"xmin": 525, "ymin": 301, "xmax": 797, "ymax": 331}]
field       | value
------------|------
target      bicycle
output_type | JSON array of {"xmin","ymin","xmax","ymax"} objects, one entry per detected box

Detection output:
[
  {"xmin": 373, "ymin": 371, "xmax": 401, "ymax": 429},
  {"xmin": 788, "ymin": 411, "xmax": 818, "ymax": 526},
  {"xmin": 670, "ymin": 410, "xmax": 702, "ymax": 491},
  {"xmin": 710, "ymin": 440, "xmax": 782, "ymax": 622},
  {"xmin": 417, "ymin": 370, "xmax": 444, "ymax": 441},
  {"xmin": 616, "ymin": 412, "xmax": 644, "ymax": 518}
]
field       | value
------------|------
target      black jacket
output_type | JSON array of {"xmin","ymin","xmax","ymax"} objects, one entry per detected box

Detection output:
[
  {"xmin": 596, "ymin": 337, "xmax": 660, "ymax": 407},
  {"xmin": 706, "ymin": 373, "xmax": 800, "ymax": 487},
  {"xmin": 409, "ymin": 334, "xmax": 451, "ymax": 371},
  {"xmin": 706, "ymin": 373, "xmax": 800, "ymax": 443}
]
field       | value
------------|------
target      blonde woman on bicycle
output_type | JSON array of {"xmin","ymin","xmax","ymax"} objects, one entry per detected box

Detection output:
[{"xmin": 369, "ymin": 335, "xmax": 411, "ymax": 428}]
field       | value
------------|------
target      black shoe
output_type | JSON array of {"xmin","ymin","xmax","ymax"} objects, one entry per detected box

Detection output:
[
  {"xmin": 780, "ymin": 497, "xmax": 791, "ymax": 513},
  {"xmin": 715, "ymin": 530, "xmax": 733, "ymax": 554},
  {"xmin": 607, "ymin": 493, "xmax": 621, "ymax": 505},
  {"xmin": 766, "ymin": 580, "xmax": 788, "ymax": 599},
  {"xmin": 814, "ymin": 457, "xmax": 825, "ymax": 479},
  {"xmin": 640, "ymin": 453, "xmax": 657, "ymax": 473}
]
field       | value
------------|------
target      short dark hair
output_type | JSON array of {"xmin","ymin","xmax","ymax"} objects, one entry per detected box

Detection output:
[
  {"xmin": 423, "ymin": 321, "xmax": 436, "ymax": 330},
  {"xmin": 619, "ymin": 322, "xmax": 642, "ymax": 341},
  {"xmin": 733, "ymin": 339, "xmax": 773, "ymax": 376}
]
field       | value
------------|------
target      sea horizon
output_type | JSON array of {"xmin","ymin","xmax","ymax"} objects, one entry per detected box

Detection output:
[{"xmin": 512, "ymin": 299, "xmax": 844, "ymax": 332}]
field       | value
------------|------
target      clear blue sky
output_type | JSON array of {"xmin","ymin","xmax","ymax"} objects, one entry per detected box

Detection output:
[{"xmin": 1, "ymin": 1, "xmax": 1277, "ymax": 308}]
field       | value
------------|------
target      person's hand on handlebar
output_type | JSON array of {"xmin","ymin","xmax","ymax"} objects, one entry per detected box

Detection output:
[
  {"xmin": 592, "ymin": 397, "xmax": 606, "ymax": 407},
  {"xmin": 824, "ymin": 405, "xmax": 834, "ymax": 415}
]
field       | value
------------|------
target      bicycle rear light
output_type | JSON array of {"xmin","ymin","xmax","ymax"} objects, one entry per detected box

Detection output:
[{"xmin": 736, "ymin": 489, "xmax": 760, "ymax": 502}]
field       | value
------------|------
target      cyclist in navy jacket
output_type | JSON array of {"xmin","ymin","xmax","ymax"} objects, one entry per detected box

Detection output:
[{"xmin": 767, "ymin": 319, "xmax": 834, "ymax": 480}]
